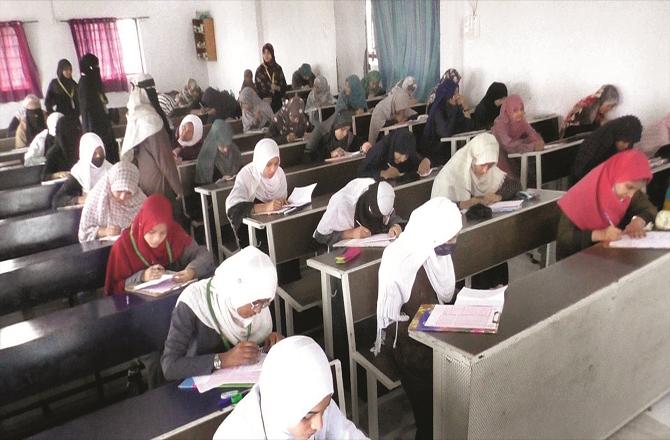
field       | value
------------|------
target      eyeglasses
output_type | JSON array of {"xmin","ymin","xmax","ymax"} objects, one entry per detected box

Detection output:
[{"xmin": 251, "ymin": 299, "xmax": 271, "ymax": 313}]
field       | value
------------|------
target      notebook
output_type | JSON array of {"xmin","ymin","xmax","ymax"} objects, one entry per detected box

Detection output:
[
  {"xmin": 489, "ymin": 199, "xmax": 524, "ymax": 213},
  {"xmin": 192, "ymin": 353, "xmax": 266, "ymax": 393},
  {"xmin": 332, "ymin": 233, "xmax": 396, "ymax": 248},
  {"xmin": 261, "ymin": 183, "xmax": 317, "ymax": 215}
]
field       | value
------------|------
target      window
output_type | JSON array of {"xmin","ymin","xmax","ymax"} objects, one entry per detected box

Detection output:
[
  {"xmin": 365, "ymin": 0, "xmax": 379, "ymax": 72},
  {"xmin": 116, "ymin": 19, "xmax": 145, "ymax": 77},
  {"xmin": 0, "ymin": 21, "xmax": 42, "ymax": 102}
]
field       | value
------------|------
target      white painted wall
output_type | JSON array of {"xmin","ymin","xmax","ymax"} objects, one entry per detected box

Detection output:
[
  {"xmin": 0, "ymin": 0, "xmax": 209, "ymax": 126},
  {"xmin": 334, "ymin": 0, "xmax": 366, "ymax": 91},
  {"xmin": 440, "ymin": 0, "xmax": 670, "ymax": 127}
]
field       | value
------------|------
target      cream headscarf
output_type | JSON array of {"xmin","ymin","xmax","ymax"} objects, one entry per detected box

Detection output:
[
  {"xmin": 176, "ymin": 246, "xmax": 277, "ymax": 346},
  {"xmin": 177, "ymin": 114, "xmax": 204, "ymax": 147},
  {"xmin": 431, "ymin": 133, "xmax": 507, "ymax": 202},
  {"xmin": 120, "ymin": 87, "xmax": 164, "ymax": 158},
  {"xmin": 374, "ymin": 197, "xmax": 463, "ymax": 355},
  {"xmin": 70, "ymin": 133, "xmax": 112, "ymax": 192}
]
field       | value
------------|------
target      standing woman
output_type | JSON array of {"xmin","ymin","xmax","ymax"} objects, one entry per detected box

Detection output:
[
  {"xmin": 254, "ymin": 43, "xmax": 287, "ymax": 112},
  {"xmin": 78, "ymin": 161, "xmax": 146, "ymax": 242},
  {"xmin": 491, "ymin": 94, "xmax": 544, "ymax": 175},
  {"xmin": 362, "ymin": 70, "xmax": 385, "ymax": 98},
  {"xmin": 44, "ymin": 59, "xmax": 79, "ymax": 118},
  {"xmin": 78, "ymin": 53, "xmax": 119, "ymax": 163},
  {"xmin": 161, "ymin": 246, "xmax": 280, "ymax": 381},
  {"xmin": 104, "ymin": 194, "xmax": 215, "ymax": 295},
  {"xmin": 570, "ymin": 115, "xmax": 642, "ymax": 185},
  {"xmin": 335, "ymin": 74, "xmax": 368, "ymax": 115},
  {"xmin": 368, "ymin": 89, "xmax": 413, "ymax": 145},
  {"xmin": 374, "ymin": 197, "xmax": 462, "ymax": 440},
  {"xmin": 426, "ymin": 67, "xmax": 461, "ymax": 113},
  {"xmin": 195, "ymin": 120, "xmax": 242, "ymax": 185},
  {"xmin": 135, "ymin": 73, "xmax": 172, "ymax": 139},
  {"xmin": 305, "ymin": 75, "xmax": 335, "ymax": 126},
  {"xmin": 291, "ymin": 63, "xmax": 316, "ymax": 89},
  {"xmin": 557, "ymin": 150, "xmax": 656, "ymax": 260},
  {"xmin": 14, "ymin": 94, "xmax": 46, "ymax": 149},
  {"xmin": 172, "ymin": 115, "xmax": 204, "ymax": 162},
  {"xmin": 43, "ymin": 116, "xmax": 83, "ymax": 178},
  {"xmin": 473, "ymin": 82, "xmax": 508, "ymax": 130},
  {"xmin": 24, "ymin": 112, "xmax": 62, "ymax": 166},
  {"xmin": 359, "ymin": 128, "xmax": 431, "ymax": 180},
  {"xmin": 563, "ymin": 84, "xmax": 620, "ymax": 138},
  {"xmin": 269, "ymin": 96, "xmax": 309, "ymax": 144},
  {"xmin": 238, "ymin": 87, "xmax": 275, "ymax": 132}
]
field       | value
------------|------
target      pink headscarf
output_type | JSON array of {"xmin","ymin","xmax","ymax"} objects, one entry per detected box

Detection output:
[
  {"xmin": 558, "ymin": 150, "xmax": 652, "ymax": 231},
  {"xmin": 491, "ymin": 94, "xmax": 543, "ymax": 173}
]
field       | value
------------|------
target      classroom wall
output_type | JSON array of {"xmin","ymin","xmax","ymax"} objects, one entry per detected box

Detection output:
[
  {"xmin": 439, "ymin": 0, "xmax": 670, "ymax": 127},
  {"xmin": 0, "ymin": 0, "xmax": 210, "ymax": 127},
  {"xmin": 334, "ymin": 0, "xmax": 367, "ymax": 91}
]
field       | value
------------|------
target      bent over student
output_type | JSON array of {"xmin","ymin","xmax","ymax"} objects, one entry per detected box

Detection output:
[
  {"xmin": 304, "ymin": 110, "xmax": 368, "ymax": 163},
  {"xmin": 161, "ymin": 246, "xmax": 281, "ymax": 381},
  {"xmin": 104, "ymin": 194, "xmax": 215, "ymax": 295},
  {"xmin": 314, "ymin": 179, "xmax": 403, "ymax": 247},
  {"xmin": 358, "ymin": 127, "xmax": 430, "ymax": 180},
  {"xmin": 214, "ymin": 335, "xmax": 367, "ymax": 440}
]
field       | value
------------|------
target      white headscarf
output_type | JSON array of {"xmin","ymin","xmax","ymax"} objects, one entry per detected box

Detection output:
[
  {"xmin": 70, "ymin": 133, "xmax": 112, "ymax": 192},
  {"xmin": 315, "ymin": 178, "xmax": 394, "ymax": 236},
  {"xmin": 391, "ymin": 76, "xmax": 417, "ymax": 97},
  {"xmin": 431, "ymin": 133, "xmax": 507, "ymax": 202},
  {"xmin": 24, "ymin": 112, "xmax": 64, "ymax": 166},
  {"xmin": 177, "ymin": 114, "xmax": 204, "ymax": 147},
  {"xmin": 177, "ymin": 246, "xmax": 277, "ymax": 346},
  {"xmin": 374, "ymin": 197, "xmax": 463, "ymax": 355},
  {"xmin": 214, "ymin": 336, "xmax": 366, "ymax": 440},
  {"xmin": 225, "ymin": 138, "xmax": 288, "ymax": 212},
  {"xmin": 120, "ymin": 87, "xmax": 164, "ymax": 158},
  {"xmin": 46, "ymin": 112, "xmax": 63, "ymax": 136}
]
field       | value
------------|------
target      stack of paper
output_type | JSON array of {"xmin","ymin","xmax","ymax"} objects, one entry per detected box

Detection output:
[
  {"xmin": 262, "ymin": 183, "xmax": 317, "ymax": 215},
  {"xmin": 192, "ymin": 353, "xmax": 266, "ymax": 393},
  {"xmin": 333, "ymin": 233, "xmax": 396, "ymax": 248},
  {"xmin": 455, "ymin": 285, "xmax": 506, "ymax": 310},
  {"xmin": 608, "ymin": 231, "xmax": 670, "ymax": 249},
  {"xmin": 130, "ymin": 271, "xmax": 195, "ymax": 297},
  {"xmin": 489, "ymin": 199, "xmax": 524, "ymax": 213},
  {"xmin": 324, "ymin": 151, "xmax": 362, "ymax": 163}
]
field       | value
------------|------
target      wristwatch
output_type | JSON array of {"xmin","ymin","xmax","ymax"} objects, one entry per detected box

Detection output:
[{"xmin": 213, "ymin": 353, "xmax": 222, "ymax": 370}]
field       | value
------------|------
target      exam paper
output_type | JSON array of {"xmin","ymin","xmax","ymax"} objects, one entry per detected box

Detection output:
[
  {"xmin": 489, "ymin": 199, "xmax": 524, "ymax": 213},
  {"xmin": 608, "ymin": 231, "xmax": 670, "ymax": 249},
  {"xmin": 333, "ymin": 233, "xmax": 396, "ymax": 248},
  {"xmin": 193, "ymin": 353, "xmax": 266, "ymax": 393},
  {"xmin": 324, "ymin": 151, "xmax": 362, "ymax": 163},
  {"xmin": 262, "ymin": 183, "xmax": 317, "ymax": 215}
]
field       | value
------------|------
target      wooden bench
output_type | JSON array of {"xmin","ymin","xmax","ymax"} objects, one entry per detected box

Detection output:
[
  {"xmin": 0, "ymin": 180, "xmax": 66, "ymax": 219},
  {"xmin": 0, "ymin": 136, "xmax": 15, "ymax": 152},
  {"xmin": 0, "ymin": 164, "xmax": 44, "ymax": 190},
  {"xmin": 0, "ymin": 147, "xmax": 26, "ymax": 165}
]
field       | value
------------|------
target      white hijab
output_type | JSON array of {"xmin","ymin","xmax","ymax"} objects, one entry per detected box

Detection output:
[
  {"xmin": 315, "ymin": 178, "xmax": 394, "ymax": 237},
  {"xmin": 225, "ymin": 138, "xmax": 288, "ymax": 212},
  {"xmin": 177, "ymin": 114, "xmax": 204, "ymax": 147},
  {"xmin": 70, "ymin": 133, "xmax": 112, "ymax": 192},
  {"xmin": 431, "ymin": 133, "xmax": 507, "ymax": 202},
  {"xmin": 24, "ymin": 112, "xmax": 64, "ymax": 165},
  {"xmin": 177, "ymin": 246, "xmax": 277, "ymax": 346},
  {"xmin": 215, "ymin": 336, "xmax": 366, "ymax": 440},
  {"xmin": 120, "ymin": 87, "xmax": 164, "ymax": 158},
  {"xmin": 374, "ymin": 197, "xmax": 463, "ymax": 355}
]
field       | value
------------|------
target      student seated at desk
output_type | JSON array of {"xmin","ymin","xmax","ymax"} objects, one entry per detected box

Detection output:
[
  {"xmin": 24, "ymin": 112, "xmax": 62, "ymax": 166},
  {"xmin": 426, "ymin": 67, "xmax": 461, "ymax": 113},
  {"xmin": 195, "ymin": 120, "xmax": 242, "ymax": 185},
  {"xmin": 78, "ymin": 161, "xmax": 146, "ymax": 242},
  {"xmin": 491, "ymin": 94, "xmax": 544, "ymax": 175},
  {"xmin": 557, "ymin": 150, "xmax": 656, "ymax": 260},
  {"xmin": 240, "ymin": 69, "xmax": 255, "ymax": 94},
  {"xmin": 368, "ymin": 88, "xmax": 414, "ymax": 145},
  {"xmin": 563, "ymin": 84, "xmax": 619, "ymax": 138},
  {"xmin": 14, "ymin": 95, "xmax": 47, "ymax": 149},
  {"xmin": 239, "ymin": 86, "xmax": 275, "ymax": 132},
  {"xmin": 335, "ymin": 74, "xmax": 368, "ymax": 115},
  {"xmin": 570, "ymin": 115, "xmax": 642, "ymax": 185},
  {"xmin": 105, "ymin": 193, "xmax": 214, "ymax": 295},
  {"xmin": 292, "ymin": 63, "xmax": 316, "ymax": 89},
  {"xmin": 304, "ymin": 111, "xmax": 370, "ymax": 163},
  {"xmin": 390, "ymin": 76, "xmax": 418, "ymax": 101},
  {"xmin": 305, "ymin": 75, "xmax": 335, "ymax": 126},
  {"xmin": 373, "ymin": 197, "xmax": 462, "ymax": 440},
  {"xmin": 161, "ymin": 246, "xmax": 280, "ymax": 381},
  {"xmin": 473, "ymin": 81, "xmax": 507, "ymax": 130},
  {"xmin": 313, "ymin": 179, "xmax": 402, "ymax": 247},
  {"xmin": 635, "ymin": 112, "xmax": 670, "ymax": 158},
  {"xmin": 362, "ymin": 70, "xmax": 385, "ymax": 98},
  {"xmin": 358, "ymin": 128, "xmax": 431, "ymax": 180},
  {"xmin": 268, "ymin": 96, "xmax": 309, "ymax": 145},
  {"xmin": 43, "ymin": 116, "xmax": 82, "ymax": 178},
  {"xmin": 52, "ymin": 133, "xmax": 112, "ymax": 208},
  {"xmin": 172, "ymin": 114, "xmax": 204, "ymax": 162},
  {"xmin": 214, "ymin": 335, "xmax": 366, "ymax": 440},
  {"xmin": 201, "ymin": 87, "xmax": 241, "ymax": 124}
]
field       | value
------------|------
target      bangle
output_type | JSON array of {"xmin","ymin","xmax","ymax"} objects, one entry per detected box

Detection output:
[{"xmin": 213, "ymin": 353, "xmax": 222, "ymax": 370}]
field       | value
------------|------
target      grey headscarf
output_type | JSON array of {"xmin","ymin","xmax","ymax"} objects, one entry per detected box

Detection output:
[
  {"xmin": 195, "ymin": 120, "xmax": 242, "ymax": 184},
  {"xmin": 305, "ymin": 75, "xmax": 335, "ymax": 125}
]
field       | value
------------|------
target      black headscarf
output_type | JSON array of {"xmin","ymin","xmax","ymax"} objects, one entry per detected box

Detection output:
[
  {"xmin": 201, "ymin": 87, "xmax": 241, "ymax": 122},
  {"xmin": 354, "ymin": 182, "xmax": 387, "ymax": 234},
  {"xmin": 262, "ymin": 43, "xmax": 276, "ymax": 67},
  {"xmin": 327, "ymin": 110, "xmax": 354, "ymax": 151},
  {"xmin": 57, "ymin": 59, "xmax": 77, "ymax": 93},
  {"xmin": 45, "ymin": 59, "xmax": 79, "ymax": 117},
  {"xmin": 79, "ymin": 53, "xmax": 104, "ymax": 97},
  {"xmin": 474, "ymin": 82, "xmax": 508, "ymax": 129},
  {"xmin": 25, "ymin": 108, "xmax": 46, "ymax": 145},
  {"xmin": 43, "ymin": 116, "xmax": 82, "ymax": 176},
  {"xmin": 387, "ymin": 128, "xmax": 417, "ymax": 164}
]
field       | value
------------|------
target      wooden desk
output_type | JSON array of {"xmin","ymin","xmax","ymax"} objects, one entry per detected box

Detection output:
[
  {"xmin": 0, "ymin": 147, "xmax": 26, "ymax": 165},
  {"xmin": 0, "ymin": 136, "xmax": 15, "ymax": 152},
  {"xmin": 318, "ymin": 105, "xmax": 336, "ymax": 122},
  {"xmin": 0, "ymin": 164, "xmax": 44, "ymax": 190},
  {"xmin": 0, "ymin": 181, "xmax": 64, "ymax": 218},
  {"xmin": 508, "ymin": 137, "xmax": 584, "ymax": 189},
  {"xmin": 234, "ymin": 130, "xmax": 268, "ymax": 152},
  {"xmin": 410, "ymin": 246, "xmax": 670, "ymax": 439},
  {"xmin": 440, "ymin": 130, "xmax": 486, "ymax": 158}
]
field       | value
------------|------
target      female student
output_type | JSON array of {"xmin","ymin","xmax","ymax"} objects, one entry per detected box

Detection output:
[
  {"xmin": 426, "ymin": 67, "xmax": 461, "ymax": 112},
  {"xmin": 195, "ymin": 120, "xmax": 242, "ymax": 185},
  {"xmin": 238, "ymin": 87, "xmax": 275, "ymax": 132},
  {"xmin": 305, "ymin": 75, "xmax": 335, "ymax": 126},
  {"xmin": 44, "ymin": 59, "xmax": 79, "ymax": 118},
  {"xmin": 214, "ymin": 335, "xmax": 366, "ymax": 440},
  {"xmin": 635, "ymin": 112, "xmax": 670, "ymax": 158},
  {"xmin": 304, "ymin": 111, "xmax": 370, "ymax": 163},
  {"xmin": 362, "ymin": 70, "xmax": 385, "ymax": 98},
  {"xmin": 557, "ymin": 149, "xmax": 656, "ymax": 260},
  {"xmin": 78, "ymin": 161, "xmax": 146, "ymax": 242},
  {"xmin": 172, "ymin": 115, "xmax": 204, "ymax": 162},
  {"xmin": 104, "ymin": 193, "xmax": 215, "ymax": 295},
  {"xmin": 390, "ymin": 76, "xmax": 418, "ymax": 100},
  {"xmin": 255, "ymin": 43, "xmax": 287, "ymax": 112},
  {"xmin": 491, "ymin": 94, "xmax": 544, "ymax": 174},
  {"xmin": 78, "ymin": 53, "xmax": 119, "ymax": 163},
  {"xmin": 314, "ymin": 179, "xmax": 402, "ymax": 247},
  {"xmin": 240, "ymin": 69, "xmax": 255, "ymax": 93},
  {"xmin": 52, "ymin": 133, "xmax": 112, "ymax": 208},
  {"xmin": 161, "ymin": 246, "xmax": 279, "ymax": 381},
  {"xmin": 292, "ymin": 63, "xmax": 316, "ymax": 89},
  {"xmin": 14, "ymin": 94, "xmax": 46, "ymax": 149},
  {"xmin": 359, "ymin": 128, "xmax": 431, "ymax": 180},
  {"xmin": 563, "ymin": 84, "xmax": 620, "ymax": 138},
  {"xmin": 570, "ymin": 115, "xmax": 642, "ymax": 185},
  {"xmin": 473, "ymin": 82, "xmax": 508, "ymax": 130},
  {"xmin": 201, "ymin": 87, "xmax": 241, "ymax": 124},
  {"xmin": 24, "ymin": 112, "xmax": 62, "ymax": 166},
  {"xmin": 335, "ymin": 74, "xmax": 368, "ymax": 115},
  {"xmin": 43, "ymin": 116, "xmax": 83, "ymax": 178},
  {"xmin": 374, "ymin": 197, "xmax": 462, "ymax": 440},
  {"xmin": 367, "ymin": 89, "xmax": 413, "ymax": 145},
  {"xmin": 269, "ymin": 96, "xmax": 309, "ymax": 144},
  {"xmin": 121, "ymin": 87, "xmax": 182, "ymax": 200},
  {"xmin": 225, "ymin": 139, "xmax": 287, "ymax": 246}
]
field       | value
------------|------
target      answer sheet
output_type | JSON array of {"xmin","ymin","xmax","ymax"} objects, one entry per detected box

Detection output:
[{"xmin": 608, "ymin": 231, "xmax": 670, "ymax": 249}]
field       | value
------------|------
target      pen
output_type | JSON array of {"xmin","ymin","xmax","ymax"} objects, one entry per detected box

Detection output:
[
  {"xmin": 604, "ymin": 212, "xmax": 615, "ymax": 227},
  {"xmin": 283, "ymin": 206, "xmax": 298, "ymax": 216}
]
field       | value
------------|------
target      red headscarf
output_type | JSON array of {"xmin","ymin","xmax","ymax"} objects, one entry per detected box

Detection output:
[
  {"xmin": 104, "ymin": 194, "xmax": 192, "ymax": 295},
  {"xmin": 558, "ymin": 150, "xmax": 652, "ymax": 231}
]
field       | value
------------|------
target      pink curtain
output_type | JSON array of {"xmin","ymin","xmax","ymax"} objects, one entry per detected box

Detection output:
[
  {"xmin": 69, "ymin": 18, "xmax": 128, "ymax": 92},
  {"xmin": 0, "ymin": 21, "xmax": 42, "ymax": 103}
]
